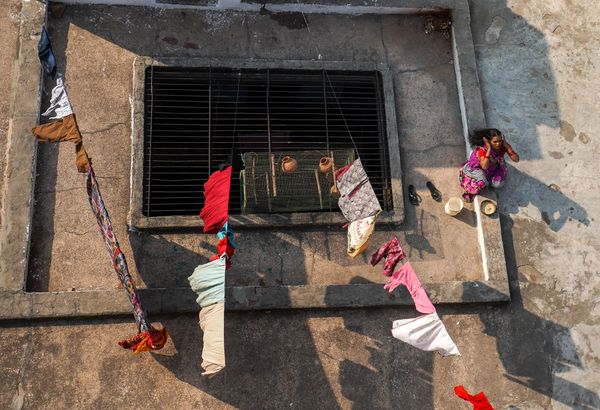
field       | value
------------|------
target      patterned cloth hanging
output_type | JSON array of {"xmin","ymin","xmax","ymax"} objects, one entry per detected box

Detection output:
[
  {"xmin": 87, "ymin": 164, "xmax": 168, "ymax": 353},
  {"xmin": 335, "ymin": 159, "xmax": 382, "ymax": 257},
  {"xmin": 370, "ymin": 236, "xmax": 406, "ymax": 276}
]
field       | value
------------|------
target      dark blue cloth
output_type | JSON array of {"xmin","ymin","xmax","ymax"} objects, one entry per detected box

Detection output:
[{"xmin": 38, "ymin": 27, "xmax": 57, "ymax": 79}]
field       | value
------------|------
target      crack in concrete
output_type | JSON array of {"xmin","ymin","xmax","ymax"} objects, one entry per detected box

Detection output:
[
  {"xmin": 379, "ymin": 15, "xmax": 390, "ymax": 66},
  {"xmin": 63, "ymin": 229, "xmax": 94, "ymax": 236},
  {"xmin": 37, "ymin": 186, "xmax": 85, "ymax": 194},
  {"xmin": 403, "ymin": 143, "xmax": 465, "ymax": 154},
  {"xmin": 244, "ymin": 15, "xmax": 254, "ymax": 59},
  {"xmin": 394, "ymin": 62, "xmax": 453, "ymax": 74},
  {"xmin": 81, "ymin": 121, "xmax": 126, "ymax": 135},
  {"xmin": 10, "ymin": 325, "xmax": 33, "ymax": 410}
]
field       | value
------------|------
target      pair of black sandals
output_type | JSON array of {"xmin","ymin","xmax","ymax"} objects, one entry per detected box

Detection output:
[{"xmin": 407, "ymin": 182, "xmax": 442, "ymax": 205}]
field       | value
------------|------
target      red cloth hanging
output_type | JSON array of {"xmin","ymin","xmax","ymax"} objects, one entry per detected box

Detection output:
[
  {"xmin": 210, "ymin": 236, "xmax": 235, "ymax": 269},
  {"xmin": 454, "ymin": 385, "xmax": 494, "ymax": 410},
  {"xmin": 200, "ymin": 166, "xmax": 232, "ymax": 234}
]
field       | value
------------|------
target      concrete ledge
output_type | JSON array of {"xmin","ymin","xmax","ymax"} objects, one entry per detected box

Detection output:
[
  {"xmin": 0, "ymin": 281, "xmax": 509, "ymax": 320},
  {"xmin": 0, "ymin": 0, "xmax": 45, "ymax": 291}
]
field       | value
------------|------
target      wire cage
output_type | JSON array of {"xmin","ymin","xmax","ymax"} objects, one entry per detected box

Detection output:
[{"xmin": 240, "ymin": 149, "xmax": 355, "ymax": 214}]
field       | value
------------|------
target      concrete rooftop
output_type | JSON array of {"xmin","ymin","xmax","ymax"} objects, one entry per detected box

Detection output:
[{"xmin": 0, "ymin": 0, "xmax": 599, "ymax": 409}]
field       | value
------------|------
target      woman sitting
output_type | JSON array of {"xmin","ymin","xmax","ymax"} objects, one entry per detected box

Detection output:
[{"xmin": 459, "ymin": 128, "xmax": 519, "ymax": 202}]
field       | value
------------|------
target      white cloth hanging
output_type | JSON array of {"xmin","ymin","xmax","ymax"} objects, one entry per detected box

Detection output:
[
  {"xmin": 391, "ymin": 312, "xmax": 460, "ymax": 357},
  {"xmin": 42, "ymin": 74, "xmax": 73, "ymax": 119},
  {"xmin": 347, "ymin": 214, "xmax": 378, "ymax": 258},
  {"xmin": 199, "ymin": 302, "xmax": 225, "ymax": 377}
]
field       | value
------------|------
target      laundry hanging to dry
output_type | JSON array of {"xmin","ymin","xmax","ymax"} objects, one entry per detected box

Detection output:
[
  {"xmin": 190, "ymin": 165, "xmax": 236, "ymax": 377},
  {"xmin": 188, "ymin": 256, "xmax": 227, "ymax": 376},
  {"xmin": 388, "ymin": 261, "xmax": 460, "ymax": 356},
  {"xmin": 33, "ymin": 33, "xmax": 167, "ymax": 352},
  {"xmin": 371, "ymin": 238, "xmax": 459, "ymax": 356},
  {"xmin": 31, "ymin": 75, "xmax": 90, "ymax": 173},
  {"xmin": 370, "ymin": 236, "xmax": 406, "ymax": 277},
  {"xmin": 88, "ymin": 164, "xmax": 168, "ymax": 353},
  {"xmin": 199, "ymin": 165, "xmax": 233, "ymax": 234},
  {"xmin": 335, "ymin": 158, "xmax": 382, "ymax": 258}
]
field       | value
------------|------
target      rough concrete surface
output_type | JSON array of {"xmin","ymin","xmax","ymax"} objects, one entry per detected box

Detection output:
[
  {"xmin": 0, "ymin": 0, "xmax": 599, "ymax": 409},
  {"xmin": 0, "ymin": 1, "xmax": 21, "ymax": 231}
]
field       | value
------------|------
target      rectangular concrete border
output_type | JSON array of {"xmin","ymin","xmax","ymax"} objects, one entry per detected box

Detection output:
[
  {"xmin": 129, "ymin": 57, "xmax": 404, "ymax": 229},
  {"xmin": 0, "ymin": 0, "xmax": 510, "ymax": 320},
  {"xmin": 0, "ymin": 0, "xmax": 45, "ymax": 291},
  {"xmin": 0, "ymin": 280, "xmax": 509, "ymax": 319}
]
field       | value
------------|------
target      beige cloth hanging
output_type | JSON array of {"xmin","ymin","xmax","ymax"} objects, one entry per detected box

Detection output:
[{"xmin": 199, "ymin": 302, "xmax": 225, "ymax": 377}]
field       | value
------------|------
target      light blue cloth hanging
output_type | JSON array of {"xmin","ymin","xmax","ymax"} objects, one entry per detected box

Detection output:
[
  {"xmin": 188, "ymin": 255, "xmax": 226, "ymax": 307},
  {"xmin": 216, "ymin": 222, "xmax": 236, "ymax": 248}
]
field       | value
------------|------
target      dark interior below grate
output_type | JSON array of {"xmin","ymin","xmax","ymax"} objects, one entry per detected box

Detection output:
[{"xmin": 143, "ymin": 66, "xmax": 391, "ymax": 217}]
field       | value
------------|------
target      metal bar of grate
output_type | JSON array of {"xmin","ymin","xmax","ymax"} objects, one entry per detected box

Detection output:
[{"xmin": 142, "ymin": 67, "xmax": 390, "ymax": 217}]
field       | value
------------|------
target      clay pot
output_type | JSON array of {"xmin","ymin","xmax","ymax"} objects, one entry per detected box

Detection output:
[
  {"xmin": 281, "ymin": 156, "xmax": 298, "ymax": 173},
  {"xmin": 319, "ymin": 157, "xmax": 333, "ymax": 173}
]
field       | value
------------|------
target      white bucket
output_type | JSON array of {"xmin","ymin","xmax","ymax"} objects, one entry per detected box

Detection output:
[{"xmin": 444, "ymin": 197, "xmax": 464, "ymax": 216}]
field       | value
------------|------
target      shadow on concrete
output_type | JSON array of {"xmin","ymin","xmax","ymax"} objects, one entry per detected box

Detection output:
[
  {"xmin": 469, "ymin": 0, "xmax": 555, "ymax": 162},
  {"xmin": 327, "ymin": 276, "xmax": 435, "ymax": 409},
  {"xmin": 127, "ymin": 231, "xmax": 341, "ymax": 409},
  {"xmin": 378, "ymin": 206, "xmax": 443, "ymax": 262},
  {"xmin": 467, "ymin": 213, "xmax": 600, "ymax": 409},
  {"xmin": 468, "ymin": 0, "xmax": 589, "ymax": 234},
  {"xmin": 26, "ymin": 24, "xmax": 72, "ymax": 292},
  {"xmin": 128, "ymin": 231, "xmax": 204, "ymax": 288},
  {"xmin": 500, "ymin": 165, "xmax": 589, "ymax": 232},
  {"xmin": 151, "ymin": 310, "xmax": 343, "ymax": 410}
]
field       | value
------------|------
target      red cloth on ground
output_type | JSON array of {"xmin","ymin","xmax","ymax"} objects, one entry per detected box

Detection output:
[
  {"xmin": 200, "ymin": 166, "xmax": 232, "ymax": 233},
  {"xmin": 210, "ymin": 236, "xmax": 235, "ymax": 269},
  {"xmin": 118, "ymin": 326, "xmax": 169, "ymax": 354},
  {"xmin": 454, "ymin": 385, "xmax": 494, "ymax": 410}
]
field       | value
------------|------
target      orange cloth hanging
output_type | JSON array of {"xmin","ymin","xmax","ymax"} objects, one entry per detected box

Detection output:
[{"xmin": 31, "ymin": 113, "xmax": 90, "ymax": 173}]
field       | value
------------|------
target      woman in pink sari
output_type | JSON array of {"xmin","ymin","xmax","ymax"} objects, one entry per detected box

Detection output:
[{"xmin": 459, "ymin": 128, "xmax": 520, "ymax": 202}]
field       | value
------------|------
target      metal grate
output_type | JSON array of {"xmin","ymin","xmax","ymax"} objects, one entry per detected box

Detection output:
[{"xmin": 142, "ymin": 66, "xmax": 391, "ymax": 217}]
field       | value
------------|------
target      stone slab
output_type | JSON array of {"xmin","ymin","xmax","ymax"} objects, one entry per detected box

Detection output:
[
  {"xmin": 0, "ymin": 0, "xmax": 45, "ymax": 291},
  {"xmin": 0, "ymin": 280, "xmax": 509, "ymax": 319}
]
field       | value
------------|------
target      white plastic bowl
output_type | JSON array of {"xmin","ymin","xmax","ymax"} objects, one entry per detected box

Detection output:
[{"xmin": 444, "ymin": 197, "xmax": 464, "ymax": 216}]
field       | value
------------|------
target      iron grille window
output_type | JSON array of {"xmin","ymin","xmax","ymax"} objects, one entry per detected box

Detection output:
[{"xmin": 143, "ymin": 66, "xmax": 391, "ymax": 217}]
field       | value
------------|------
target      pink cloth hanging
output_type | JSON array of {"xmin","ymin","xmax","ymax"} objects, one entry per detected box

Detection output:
[{"xmin": 384, "ymin": 261, "xmax": 436, "ymax": 315}]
